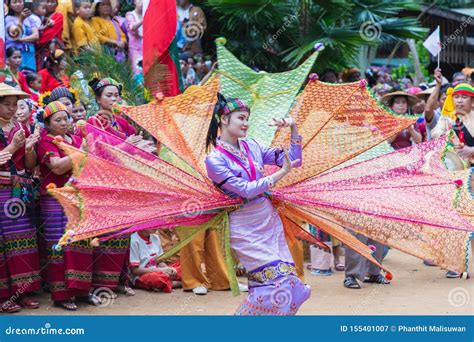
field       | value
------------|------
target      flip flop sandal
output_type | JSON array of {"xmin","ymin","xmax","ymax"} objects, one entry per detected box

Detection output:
[
  {"xmin": 235, "ymin": 265, "xmax": 247, "ymax": 277},
  {"xmin": 54, "ymin": 300, "xmax": 78, "ymax": 311},
  {"xmin": 88, "ymin": 293, "xmax": 103, "ymax": 306},
  {"xmin": 118, "ymin": 285, "xmax": 136, "ymax": 296},
  {"xmin": 1, "ymin": 301, "xmax": 21, "ymax": 313},
  {"xmin": 335, "ymin": 263, "xmax": 345, "ymax": 272},
  {"xmin": 363, "ymin": 274, "xmax": 390, "ymax": 284},
  {"xmin": 77, "ymin": 294, "xmax": 103, "ymax": 306},
  {"xmin": 344, "ymin": 276, "xmax": 361, "ymax": 289},
  {"xmin": 18, "ymin": 297, "xmax": 40, "ymax": 309}
]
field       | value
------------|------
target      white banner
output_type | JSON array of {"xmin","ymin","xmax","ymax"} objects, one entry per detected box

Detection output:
[{"xmin": 423, "ymin": 26, "xmax": 441, "ymax": 57}]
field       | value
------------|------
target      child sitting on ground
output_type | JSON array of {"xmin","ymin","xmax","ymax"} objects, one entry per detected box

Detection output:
[{"xmin": 130, "ymin": 229, "xmax": 182, "ymax": 293}]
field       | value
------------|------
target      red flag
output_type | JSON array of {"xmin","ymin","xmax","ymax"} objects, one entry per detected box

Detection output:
[{"xmin": 143, "ymin": 0, "xmax": 182, "ymax": 97}]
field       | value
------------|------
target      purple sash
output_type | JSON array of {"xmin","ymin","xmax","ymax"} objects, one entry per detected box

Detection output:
[{"xmin": 112, "ymin": 18, "xmax": 126, "ymax": 63}]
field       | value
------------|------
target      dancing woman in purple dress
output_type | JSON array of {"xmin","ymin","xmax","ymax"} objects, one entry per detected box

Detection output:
[{"xmin": 205, "ymin": 93, "xmax": 311, "ymax": 315}]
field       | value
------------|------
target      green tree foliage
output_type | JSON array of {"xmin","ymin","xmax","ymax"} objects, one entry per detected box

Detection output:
[{"xmin": 194, "ymin": 0, "xmax": 427, "ymax": 72}]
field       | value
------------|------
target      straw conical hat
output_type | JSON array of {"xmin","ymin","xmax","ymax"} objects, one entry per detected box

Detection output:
[
  {"xmin": 416, "ymin": 87, "xmax": 434, "ymax": 98},
  {"xmin": 381, "ymin": 90, "xmax": 418, "ymax": 107},
  {"xmin": 0, "ymin": 83, "xmax": 29, "ymax": 99}
]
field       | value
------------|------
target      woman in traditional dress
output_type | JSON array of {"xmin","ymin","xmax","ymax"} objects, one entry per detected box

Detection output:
[
  {"xmin": 38, "ymin": 49, "xmax": 70, "ymax": 93},
  {"xmin": 87, "ymin": 77, "xmax": 155, "ymax": 153},
  {"xmin": 87, "ymin": 78, "xmax": 135, "ymax": 138},
  {"xmin": 4, "ymin": 47, "xmax": 28, "ymax": 92},
  {"xmin": 90, "ymin": 0, "xmax": 127, "ymax": 63},
  {"xmin": 39, "ymin": 87, "xmax": 78, "ymax": 135},
  {"xmin": 381, "ymin": 90, "xmax": 423, "ymax": 149},
  {"xmin": 86, "ymin": 78, "xmax": 140, "ymax": 297},
  {"xmin": 205, "ymin": 93, "xmax": 310, "ymax": 315},
  {"xmin": 36, "ymin": 101, "xmax": 99, "ymax": 310},
  {"xmin": 0, "ymin": 83, "xmax": 41, "ymax": 313}
]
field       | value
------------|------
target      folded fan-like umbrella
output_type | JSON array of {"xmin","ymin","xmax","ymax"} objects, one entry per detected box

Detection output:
[{"xmin": 273, "ymin": 138, "xmax": 473, "ymax": 273}]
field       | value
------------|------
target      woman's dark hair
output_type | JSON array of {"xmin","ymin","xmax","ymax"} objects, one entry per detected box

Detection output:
[
  {"xmin": 25, "ymin": 72, "xmax": 41, "ymax": 86},
  {"xmin": 388, "ymin": 95, "xmax": 414, "ymax": 115},
  {"xmin": 388, "ymin": 95, "xmax": 407, "ymax": 108},
  {"xmin": 6, "ymin": 47, "xmax": 21, "ymax": 59},
  {"xmin": 35, "ymin": 108, "xmax": 49, "ymax": 125},
  {"xmin": 45, "ymin": 52, "xmax": 65, "ymax": 73},
  {"xmin": 33, "ymin": 0, "xmax": 47, "ymax": 11},
  {"xmin": 73, "ymin": 0, "xmax": 91, "ymax": 11},
  {"xmin": 320, "ymin": 68, "xmax": 337, "ymax": 82},
  {"xmin": 206, "ymin": 92, "xmax": 227, "ymax": 151},
  {"xmin": 7, "ymin": 0, "xmax": 23, "ymax": 12},
  {"xmin": 94, "ymin": 1, "xmax": 109, "ymax": 16},
  {"xmin": 89, "ymin": 78, "xmax": 102, "ymax": 96},
  {"xmin": 365, "ymin": 69, "xmax": 379, "ymax": 88}
]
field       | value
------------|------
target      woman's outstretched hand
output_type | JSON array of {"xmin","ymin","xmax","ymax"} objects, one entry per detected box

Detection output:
[
  {"xmin": 281, "ymin": 148, "xmax": 300, "ymax": 174},
  {"xmin": 269, "ymin": 117, "xmax": 296, "ymax": 130},
  {"xmin": 270, "ymin": 149, "xmax": 300, "ymax": 187}
]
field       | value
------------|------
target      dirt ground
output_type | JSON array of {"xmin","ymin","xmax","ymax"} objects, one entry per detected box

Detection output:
[{"xmin": 15, "ymin": 249, "xmax": 473, "ymax": 316}]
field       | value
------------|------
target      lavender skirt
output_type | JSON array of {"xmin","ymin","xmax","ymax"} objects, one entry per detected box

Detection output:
[{"xmin": 229, "ymin": 198, "xmax": 311, "ymax": 315}]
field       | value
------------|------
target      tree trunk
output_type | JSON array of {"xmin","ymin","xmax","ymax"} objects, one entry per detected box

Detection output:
[
  {"xmin": 407, "ymin": 38, "xmax": 424, "ymax": 86},
  {"xmin": 358, "ymin": 45, "xmax": 377, "ymax": 71}
]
